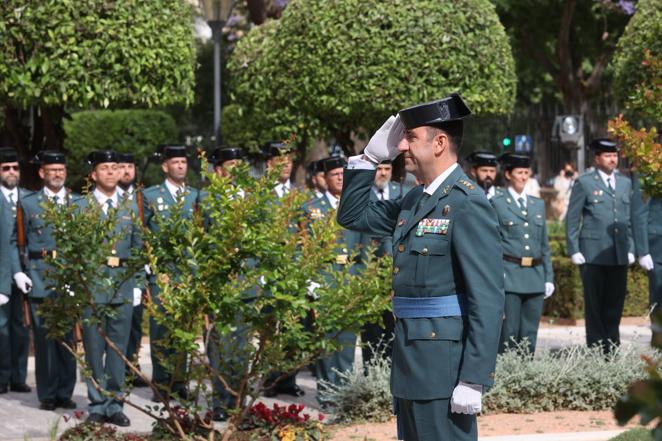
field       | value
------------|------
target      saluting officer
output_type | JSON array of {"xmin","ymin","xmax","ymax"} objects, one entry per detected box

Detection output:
[
  {"xmin": 304, "ymin": 156, "xmax": 363, "ymax": 405},
  {"xmin": 338, "ymin": 93, "xmax": 504, "ymax": 441},
  {"xmin": 142, "ymin": 144, "xmax": 200, "ymax": 399},
  {"xmin": 360, "ymin": 159, "xmax": 403, "ymax": 366},
  {"xmin": 77, "ymin": 150, "xmax": 144, "ymax": 426},
  {"xmin": 491, "ymin": 153, "xmax": 554, "ymax": 354},
  {"xmin": 12, "ymin": 151, "xmax": 77, "ymax": 411},
  {"xmin": 0, "ymin": 147, "xmax": 31, "ymax": 394},
  {"xmin": 566, "ymin": 138, "xmax": 634, "ymax": 353},
  {"xmin": 631, "ymin": 174, "xmax": 662, "ymax": 329},
  {"xmin": 466, "ymin": 151, "xmax": 500, "ymax": 200}
]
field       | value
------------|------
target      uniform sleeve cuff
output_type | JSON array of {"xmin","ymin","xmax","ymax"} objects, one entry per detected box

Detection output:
[{"xmin": 347, "ymin": 155, "xmax": 377, "ymax": 170}]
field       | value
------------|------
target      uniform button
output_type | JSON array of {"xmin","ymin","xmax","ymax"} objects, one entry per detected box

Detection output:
[
  {"xmin": 614, "ymin": 228, "xmax": 619, "ymax": 233},
  {"xmin": 524, "ymin": 234, "xmax": 529, "ymax": 239},
  {"xmin": 421, "ymin": 247, "xmax": 429, "ymax": 255},
  {"xmin": 430, "ymin": 332, "xmax": 437, "ymax": 338},
  {"xmin": 398, "ymin": 244, "xmax": 405, "ymax": 252},
  {"xmin": 614, "ymin": 209, "xmax": 617, "ymax": 212},
  {"xmin": 525, "ymin": 245, "xmax": 530, "ymax": 250},
  {"xmin": 524, "ymin": 222, "xmax": 529, "ymax": 227},
  {"xmin": 393, "ymin": 267, "xmax": 400, "ymax": 274}
]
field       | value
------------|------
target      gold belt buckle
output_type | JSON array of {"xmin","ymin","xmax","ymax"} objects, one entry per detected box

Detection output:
[
  {"xmin": 521, "ymin": 257, "xmax": 533, "ymax": 267},
  {"xmin": 336, "ymin": 254, "xmax": 348, "ymax": 265},
  {"xmin": 107, "ymin": 256, "xmax": 120, "ymax": 268},
  {"xmin": 51, "ymin": 250, "xmax": 57, "ymax": 259}
]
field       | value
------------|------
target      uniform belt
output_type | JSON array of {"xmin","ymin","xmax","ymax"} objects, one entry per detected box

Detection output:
[
  {"xmin": 503, "ymin": 254, "xmax": 542, "ymax": 267},
  {"xmin": 28, "ymin": 250, "xmax": 57, "ymax": 259},
  {"xmin": 392, "ymin": 295, "xmax": 465, "ymax": 318}
]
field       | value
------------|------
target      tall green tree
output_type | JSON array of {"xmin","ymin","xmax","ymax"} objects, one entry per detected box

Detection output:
[
  {"xmin": 227, "ymin": 0, "xmax": 516, "ymax": 155},
  {"xmin": 0, "ymin": 0, "xmax": 196, "ymax": 160}
]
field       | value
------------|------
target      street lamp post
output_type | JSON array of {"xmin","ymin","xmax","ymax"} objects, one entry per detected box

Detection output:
[{"xmin": 200, "ymin": 0, "xmax": 235, "ymax": 147}]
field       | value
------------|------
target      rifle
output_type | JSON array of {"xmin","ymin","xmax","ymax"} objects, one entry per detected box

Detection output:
[{"xmin": 15, "ymin": 204, "xmax": 31, "ymax": 328}]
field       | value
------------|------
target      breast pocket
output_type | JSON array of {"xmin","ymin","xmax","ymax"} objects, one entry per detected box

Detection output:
[{"xmin": 409, "ymin": 237, "xmax": 449, "ymax": 287}]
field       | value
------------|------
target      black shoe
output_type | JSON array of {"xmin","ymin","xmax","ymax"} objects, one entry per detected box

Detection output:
[
  {"xmin": 10, "ymin": 383, "xmax": 31, "ymax": 393},
  {"xmin": 171, "ymin": 387, "xmax": 189, "ymax": 401},
  {"xmin": 212, "ymin": 409, "xmax": 228, "ymax": 422},
  {"xmin": 106, "ymin": 412, "xmax": 131, "ymax": 427},
  {"xmin": 131, "ymin": 376, "xmax": 149, "ymax": 388},
  {"xmin": 40, "ymin": 400, "xmax": 57, "ymax": 411},
  {"xmin": 86, "ymin": 413, "xmax": 105, "ymax": 424},
  {"xmin": 263, "ymin": 386, "xmax": 278, "ymax": 398},
  {"xmin": 0, "ymin": 384, "xmax": 7, "ymax": 394},
  {"xmin": 279, "ymin": 385, "xmax": 305, "ymax": 397},
  {"xmin": 56, "ymin": 398, "xmax": 77, "ymax": 409}
]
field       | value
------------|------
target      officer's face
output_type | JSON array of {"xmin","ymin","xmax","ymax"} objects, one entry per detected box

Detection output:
[
  {"xmin": 267, "ymin": 155, "xmax": 293, "ymax": 183},
  {"xmin": 472, "ymin": 166, "xmax": 496, "ymax": 189},
  {"xmin": 595, "ymin": 152, "xmax": 618, "ymax": 173},
  {"xmin": 118, "ymin": 162, "xmax": 136, "ymax": 186},
  {"xmin": 0, "ymin": 161, "xmax": 20, "ymax": 189},
  {"xmin": 314, "ymin": 171, "xmax": 327, "ymax": 191},
  {"xmin": 374, "ymin": 164, "xmax": 392, "ymax": 189},
  {"xmin": 505, "ymin": 167, "xmax": 530, "ymax": 194},
  {"xmin": 92, "ymin": 162, "xmax": 120, "ymax": 193},
  {"xmin": 39, "ymin": 164, "xmax": 67, "ymax": 190},
  {"xmin": 398, "ymin": 127, "xmax": 445, "ymax": 176},
  {"xmin": 162, "ymin": 157, "xmax": 188, "ymax": 184},
  {"xmin": 214, "ymin": 159, "xmax": 242, "ymax": 179},
  {"xmin": 325, "ymin": 167, "xmax": 343, "ymax": 196}
]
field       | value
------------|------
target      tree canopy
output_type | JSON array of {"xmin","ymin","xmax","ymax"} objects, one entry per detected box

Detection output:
[{"xmin": 227, "ymin": 0, "xmax": 516, "ymax": 153}]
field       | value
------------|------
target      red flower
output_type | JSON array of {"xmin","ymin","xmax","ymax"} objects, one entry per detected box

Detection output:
[{"xmin": 318, "ymin": 413, "xmax": 325, "ymax": 422}]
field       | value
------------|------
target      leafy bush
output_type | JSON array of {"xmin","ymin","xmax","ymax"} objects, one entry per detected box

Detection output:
[
  {"xmin": 240, "ymin": 403, "xmax": 325, "ymax": 440},
  {"xmin": 63, "ymin": 109, "xmax": 179, "ymax": 190},
  {"xmin": 609, "ymin": 428, "xmax": 653, "ymax": 441},
  {"xmin": 484, "ymin": 344, "xmax": 650, "ymax": 413}
]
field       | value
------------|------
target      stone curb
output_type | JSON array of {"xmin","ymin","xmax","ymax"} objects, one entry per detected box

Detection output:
[{"xmin": 479, "ymin": 429, "xmax": 627, "ymax": 441}]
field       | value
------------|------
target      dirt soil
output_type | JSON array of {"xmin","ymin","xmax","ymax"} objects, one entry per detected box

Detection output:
[{"xmin": 330, "ymin": 410, "xmax": 645, "ymax": 440}]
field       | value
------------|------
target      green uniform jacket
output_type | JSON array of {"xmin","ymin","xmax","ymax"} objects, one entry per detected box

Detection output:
[
  {"xmin": 337, "ymin": 166, "xmax": 505, "ymax": 399},
  {"xmin": 566, "ymin": 170, "xmax": 633, "ymax": 265},
  {"xmin": 6, "ymin": 189, "xmax": 31, "ymax": 279},
  {"xmin": 12, "ymin": 189, "xmax": 78, "ymax": 299},
  {"xmin": 631, "ymin": 177, "xmax": 662, "ymax": 265},
  {"xmin": 0, "ymin": 199, "xmax": 12, "ymax": 295},
  {"xmin": 360, "ymin": 181, "xmax": 404, "ymax": 258},
  {"xmin": 490, "ymin": 192, "xmax": 553, "ymax": 293},
  {"xmin": 74, "ymin": 194, "xmax": 144, "ymax": 305}
]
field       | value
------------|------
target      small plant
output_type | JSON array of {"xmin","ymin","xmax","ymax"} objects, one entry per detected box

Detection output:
[{"xmin": 241, "ymin": 403, "xmax": 324, "ymax": 440}]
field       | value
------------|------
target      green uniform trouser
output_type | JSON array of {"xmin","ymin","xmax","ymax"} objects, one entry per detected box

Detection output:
[
  {"xmin": 207, "ymin": 316, "xmax": 249, "ymax": 411},
  {"xmin": 581, "ymin": 264, "xmax": 628, "ymax": 353},
  {"xmin": 82, "ymin": 303, "xmax": 132, "ymax": 417},
  {"xmin": 395, "ymin": 397, "xmax": 477, "ymax": 441},
  {"xmin": 499, "ymin": 292, "xmax": 544, "ymax": 354},
  {"xmin": 316, "ymin": 330, "xmax": 356, "ymax": 404},
  {"xmin": 30, "ymin": 300, "xmax": 77, "ymax": 402},
  {"xmin": 126, "ymin": 304, "xmax": 143, "ymax": 365},
  {"xmin": 9, "ymin": 285, "xmax": 29, "ymax": 384}
]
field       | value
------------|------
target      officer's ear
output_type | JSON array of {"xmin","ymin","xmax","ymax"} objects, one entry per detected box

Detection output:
[
  {"xmin": 504, "ymin": 169, "xmax": 512, "ymax": 181},
  {"xmin": 161, "ymin": 160, "xmax": 169, "ymax": 174},
  {"xmin": 38, "ymin": 167, "xmax": 45, "ymax": 181}
]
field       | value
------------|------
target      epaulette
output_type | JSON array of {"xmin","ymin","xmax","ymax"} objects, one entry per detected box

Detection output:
[{"xmin": 455, "ymin": 178, "xmax": 477, "ymax": 194}]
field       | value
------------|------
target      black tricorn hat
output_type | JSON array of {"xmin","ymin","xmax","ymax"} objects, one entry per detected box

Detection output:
[
  {"xmin": 155, "ymin": 144, "xmax": 189, "ymax": 161},
  {"xmin": 117, "ymin": 152, "xmax": 136, "ymax": 164},
  {"xmin": 33, "ymin": 150, "xmax": 66, "ymax": 165},
  {"xmin": 398, "ymin": 93, "xmax": 472, "ymax": 130},
  {"xmin": 210, "ymin": 147, "xmax": 245, "ymax": 165},
  {"xmin": 263, "ymin": 141, "xmax": 293, "ymax": 159},
  {"xmin": 466, "ymin": 151, "xmax": 498, "ymax": 167},
  {"xmin": 589, "ymin": 138, "xmax": 619, "ymax": 154},
  {"xmin": 86, "ymin": 150, "xmax": 119, "ymax": 166},
  {"xmin": 499, "ymin": 152, "xmax": 531, "ymax": 170},
  {"xmin": 322, "ymin": 156, "xmax": 347, "ymax": 173},
  {"xmin": 307, "ymin": 158, "xmax": 327, "ymax": 174},
  {"xmin": 0, "ymin": 147, "xmax": 19, "ymax": 163}
]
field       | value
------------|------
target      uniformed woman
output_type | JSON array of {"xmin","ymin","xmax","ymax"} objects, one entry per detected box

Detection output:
[{"xmin": 491, "ymin": 153, "xmax": 554, "ymax": 354}]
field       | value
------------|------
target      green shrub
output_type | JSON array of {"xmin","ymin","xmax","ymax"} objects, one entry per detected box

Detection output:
[
  {"xmin": 63, "ymin": 109, "xmax": 179, "ymax": 190},
  {"xmin": 483, "ymin": 344, "xmax": 650, "ymax": 413},
  {"xmin": 609, "ymin": 428, "xmax": 653, "ymax": 441}
]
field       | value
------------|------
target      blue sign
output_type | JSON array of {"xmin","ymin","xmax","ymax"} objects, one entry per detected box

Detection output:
[{"xmin": 515, "ymin": 135, "xmax": 533, "ymax": 153}]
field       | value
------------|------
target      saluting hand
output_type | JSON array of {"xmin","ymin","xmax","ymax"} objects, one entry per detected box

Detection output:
[
  {"xmin": 450, "ymin": 381, "xmax": 483, "ymax": 414},
  {"xmin": 363, "ymin": 115, "xmax": 405, "ymax": 164}
]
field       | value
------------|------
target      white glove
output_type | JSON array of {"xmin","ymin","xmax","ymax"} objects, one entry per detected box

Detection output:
[
  {"xmin": 64, "ymin": 284, "xmax": 74, "ymax": 297},
  {"xmin": 144, "ymin": 264, "xmax": 152, "ymax": 275},
  {"xmin": 628, "ymin": 253, "xmax": 635, "ymax": 265},
  {"xmin": 570, "ymin": 253, "xmax": 585, "ymax": 266},
  {"xmin": 13, "ymin": 272, "xmax": 32, "ymax": 294},
  {"xmin": 639, "ymin": 254, "xmax": 654, "ymax": 271},
  {"xmin": 0, "ymin": 294, "xmax": 9, "ymax": 306},
  {"xmin": 307, "ymin": 281, "xmax": 321, "ymax": 300},
  {"xmin": 132, "ymin": 288, "xmax": 142, "ymax": 307},
  {"xmin": 363, "ymin": 115, "xmax": 405, "ymax": 164},
  {"xmin": 544, "ymin": 282, "xmax": 555, "ymax": 299},
  {"xmin": 451, "ymin": 381, "xmax": 483, "ymax": 414}
]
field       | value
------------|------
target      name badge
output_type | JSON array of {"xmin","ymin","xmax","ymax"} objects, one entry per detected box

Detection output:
[
  {"xmin": 107, "ymin": 256, "xmax": 120, "ymax": 268},
  {"xmin": 416, "ymin": 218, "xmax": 450, "ymax": 236}
]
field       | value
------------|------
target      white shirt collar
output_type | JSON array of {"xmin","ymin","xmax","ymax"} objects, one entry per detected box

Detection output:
[
  {"xmin": 486, "ymin": 185, "xmax": 496, "ymax": 200},
  {"xmin": 43, "ymin": 186, "xmax": 67, "ymax": 204},
  {"xmin": 274, "ymin": 180, "xmax": 292, "ymax": 198},
  {"xmin": 0, "ymin": 185, "xmax": 17, "ymax": 203},
  {"xmin": 164, "ymin": 179, "xmax": 185, "ymax": 200},
  {"xmin": 372, "ymin": 183, "xmax": 390, "ymax": 200},
  {"xmin": 423, "ymin": 163, "xmax": 459, "ymax": 195},
  {"xmin": 93, "ymin": 188, "xmax": 118, "ymax": 212},
  {"xmin": 507, "ymin": 186, "xmax": 528, "ymax": 205},
  {"xmin": 597, "ymin": 169, "xmax": 615, "ymax": 189},
  {"xmin": 314, "ymin": 189, "xmax": 324, "ymax": 199},
  {"xmin": 325, "ymin": 191, "xmax": 339, "ymax": 209},
  {"xmin": 117, "ymin": 185, "xmax": 134, "ymax": 197}
]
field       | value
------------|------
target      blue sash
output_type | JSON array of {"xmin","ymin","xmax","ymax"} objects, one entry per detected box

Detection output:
[{"xmin": 392, "ymin": 295, "xmax": 465, "ymax": 318}]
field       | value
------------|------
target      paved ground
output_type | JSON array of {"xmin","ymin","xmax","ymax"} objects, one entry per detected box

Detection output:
[{"xmin": 0, "ymin": 323, "xmax": 651, "ymax": 441}]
